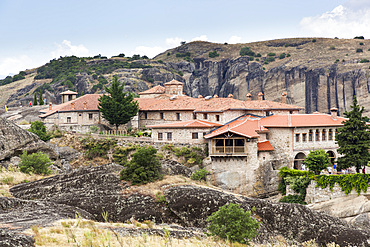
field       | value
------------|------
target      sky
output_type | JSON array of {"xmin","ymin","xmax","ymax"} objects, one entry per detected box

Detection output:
[{"xmin": 1, "ymin": 0, "xmax": 369, "ymax": 79}]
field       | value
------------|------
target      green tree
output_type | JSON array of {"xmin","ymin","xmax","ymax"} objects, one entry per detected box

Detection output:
[
  {"xmin": 28, "ymin": 121, "xmax": 51, "ymax": 141},
  {"xmin": 19, "ymin": 151, "xmax": 52, "ymax": 175},
  {"xmin": 98, "ymin": 76, "xmax": 139, "ymax": 132},
  {"xmin": 303, "ymin": 149, "xmax": 331, "ymax": 175},
  {"xmin": 207, "ymin": 203, "xmax": 259, "ymax": 244},
  {"xmin": 336, "ymin": 97, "xmax": 370, "ymax": 173},
  {"xmin": 120, "ymin": 146, "xmax": 162, "ymax": 185},
  {"xmin": 39, "ymin": 93, "xmax": 44, "ymax": 105},
  {"xmin": 33, "ymin": 93, "xmax": 38, "ymax": 106}
]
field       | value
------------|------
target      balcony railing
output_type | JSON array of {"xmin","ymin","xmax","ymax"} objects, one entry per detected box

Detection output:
[{"xmin": 211, "ymin": 146, "xmax": 246, "ymax": 156}]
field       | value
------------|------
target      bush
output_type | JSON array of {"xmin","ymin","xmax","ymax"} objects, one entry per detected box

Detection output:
[
  {"xmin": 28, "ymin": 121, "xmax": 51, "ymax": 141},
  {"xmin": 354, "ymin": 36, "xmax": 365, "ymax": 39},
  {"xmin": 279, "ymin": 53, "xmax": 286, "ymax": 59},
  {"xmin": 239, "ymin": 47, "xmax": 256, "ymax": 57},
  {"xmin": 360, "ymin": 59, "xmax": 370, "ymax": 63},
  {"xmin": 191, "ymin": 168, "xmax": 210, "ymax": 181},
  {"xmin": 267, "ymin": 53, "xmax": 275, "ymax": 57},
  {"xmin": 256, "ymin": 53, "xmax": 261, "ymax": 57},
  {"xmin": 119, "ymin": 146, "xmax": 162, "ymax": 185},
  {"xmin": 209, "ymin": 51, "xmax": 219, "ymax": 58},
  {"xmin": 356, "ymin": 48, "xmax": 363, "ymax": 53},
  {"xmin": 81, "ymin": 137, "xmax": 117, "ymax": 160},
  {"xmin": 312, "ymin": 39, "xmax": 316, "ymax": 42},
  {"xmin": 279, "ymin": 194, "xmax": 306, "ymax": 204},
  {"xmin": 207, "ymin": 203, "xmax": 259, "ymax": 244},
  {"xmin": 303, "ymin": 149, "xmax": 331, "ymax": 175},
  {"xmin": 19, "ymin": 151, "xmax": 52, "ymax": 175},
  {"xmin": 360, "ymin": 42, "xmax": 364, "ymax": 45},
  {"xmin": 286, "ymin": 53, "xmax": 291, "ymax": 57},
  {"xmin": 249, "ymin": 56, "xmax": 254, "ymax": 61},
  {"xmin": 266, "ymin": 56, "xmax": 275, "ymax": 62},
  {"xmin": 329, "ymin": 45, "xmax": 336, "ymax": 50}
]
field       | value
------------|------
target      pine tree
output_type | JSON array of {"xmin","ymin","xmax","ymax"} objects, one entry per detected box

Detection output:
[
  {"xmin": 336, "ymin": 96, "xmax": 370, "ymax": 173},
  {"xmin": 39, "ymin": 93, "xmax": 44, "ymax": 105},
  {"xmin": 98, "ymin": 76, "xmax": 139, "ymax": 132},
  {"xmin": 33, "ymin": 93, "xmax": 38, "ymax": 106}
]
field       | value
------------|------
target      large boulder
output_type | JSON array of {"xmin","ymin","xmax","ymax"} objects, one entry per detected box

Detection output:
[
  {"xmin": 0, "ymin": 229, "xmax": 34, "ymax": 247},
  {"xmin": 0, "ymin": 117, "xmax": 57, "ymax": 162}
]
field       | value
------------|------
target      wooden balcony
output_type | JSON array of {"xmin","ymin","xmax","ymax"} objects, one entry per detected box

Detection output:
[{"xmin": 210, "ymin": 138, "xmax": 247, "ymax": 156}]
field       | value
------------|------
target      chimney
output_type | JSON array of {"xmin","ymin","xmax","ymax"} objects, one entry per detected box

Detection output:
[
  {"xmin": 258, "ymin": 92, "xmax": 264, "ymax": 101},
  {"xmin": 282, "ymin": 92, "xmax": 287, "ymax": 104},
  {"xmin": 71, "ymin": 102, "xmax": 75, "ymax": 110},
  {"xmin": 246, "ymin": 93, "xmax": 252, "ymax": 101},
  {"xmin": 330, "ymin": 107, "xmax": 338, "ymax": 120},
  {"xmin": 227, "ymin": 94, "xmax": 233, "ymax": 98},
  {"xmin": 83, "ymin": 101, "xmax": 87, "ymax": 110},
  {"xmin": 49, "ymin": 102, "xmax": 52, "ymax": 111}
]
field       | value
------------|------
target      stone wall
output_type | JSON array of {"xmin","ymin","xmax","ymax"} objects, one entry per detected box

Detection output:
[
  {"xmin": 151, "ymin": 128, "xmax": 210, "ymax": 144},
  {"xmin": 305, "ymin": 180, "xmax": 369, "ymax": 204}
]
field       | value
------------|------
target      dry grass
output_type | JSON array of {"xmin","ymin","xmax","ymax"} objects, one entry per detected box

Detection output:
[
  {"xmin": 23, "ymin": 218, "xmax": 339, "ymax": 247},
  {"xmin": 0, "ymin": 166, "xmax": 45, "ymax": 197}
]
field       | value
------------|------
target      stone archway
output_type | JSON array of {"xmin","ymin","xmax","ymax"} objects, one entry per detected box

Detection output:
[
  {"xmin": 294, "ymin": 152, "xmax": 306, "ymax": 170},
  {"xmin": 326, "ymin": 150, "xmax": 336, "ymax": 164}
]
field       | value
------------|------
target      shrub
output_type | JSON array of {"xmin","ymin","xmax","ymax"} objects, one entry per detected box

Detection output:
[
  {"xmin": 209, "ymin": 51, "xmax": 220, "ymax": 58},
  {"xmin": 19, "ymin": 151, "xmax": 52, "ymax": 175},
  {"xmin": 354, "ymin": 36, "xmax": 365, "ymax": 39},
  {"xmin": 249, "ymin": 56, "xmax": 254, "ymax": 61},
  {"xmin": 239, "ymin": 47, "xmax": 255, "ymax": 57},
  {"xmin": 312, "ymin": 39, "xmax": 316, "ymax": 43},
  {"xmin": 267, "ymin": 52, "xmax": 275, "ymax": 57},
  {"xmin": 360, "ymin": 42, "xmax": 364, "ymax": 45},
  {"xmin": 207, "ymin": 203, "xmax": 259, "ymax": 244},
  {"xmin": 286, "ymin": 53, "xmax": 291, "ymax": 57},
  {"xmin": 279, "ymin": 53, "xmax": 286, "ymax": 59},
  {"xmin": 329, "ymin": 45, "xmax": 336, "ymax": 50},
  {"xmin": 360, "ymin": 59, "xmax": 370, "ymax": 63},
  {"xmin": 303, "ymin": 149, "xmax": 331, "ymax": 175},
  {"xmin": 279, "ymin": 194, "xmax": 306, "ymax": 204},
  {"xmin": 81, "ymin": 137, "xmax": 117, "ymax": 160},
  {"xmin": 256, "ymin": 53, "xmax": 261, "ymax": 57},
  {"xmin": 356, "ymin": 48, "xmax": 363, "ymax": 53},
  {"xmin": 28, "ymin": 121, "xmax": 51, "ymax": 141},
  {"xmin": 191, "ymin": 168, "xmax": 210, "ymax": 181},
  {"xmin": 266, "ymin": 56, "xmax": 275, "ymax": 62},
  {"xmin": 119, "ymin": 146, "xmax": 162, "ymax": 185}
]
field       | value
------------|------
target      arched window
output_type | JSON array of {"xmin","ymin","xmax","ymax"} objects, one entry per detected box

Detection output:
[
  {"xmin": 315, "ymin": 129, "xmax": 320, "ymax": 141},
  {"xmin": 309, "ymin": 130, "xmax": 313, "ymax": 142},
  {"xmin": 294, "ymin": 152, "xmax": 306, "ymax": 170},
  {"xmin": 328, "ymin": 129, "xmax": 333, "ymax": 140},
  {"xmin": 322, "ymin": 129, "xmax": 326, "ymax": 141},
  {"xmin": 327, "ymin": 151, "xmax": 335, "ymax": 164}
]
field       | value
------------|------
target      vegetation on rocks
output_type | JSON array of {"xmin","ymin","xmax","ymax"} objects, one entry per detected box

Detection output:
[
  {"xmin": 28, "ymin": 120, "xmax": 51, "ymax": 141},
  {"xmin": 120, "ymin": 146, "xmax": 163, "ymax": 185},
  {"xmin": 19, "ymin": 151, "xmax": 52, "ymax": 175},
  {"xmin": 191, "ymin": 168, "xmax": 210, "ymax": 181},
  {"xmin": 81, "ymin": 137, "xmax": 117, "ymax": 160},
  {"xmin": 316, "ymin": 173, "xmax": 370, "ymax": 195},
  {"xmin": 207, "ymin": 203, "xmax": 259, "ymax": 244}
]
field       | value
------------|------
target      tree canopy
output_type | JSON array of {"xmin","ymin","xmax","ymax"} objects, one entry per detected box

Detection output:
[
  {"xmin": 336, "ymin": 96, "xmax": 370, "ymax": 173},
  {"xmin": 98, "ymin": 76, "xmax": 139, "ymax": 132},
  {"xmin": 303, "ymin": 149, "xmax": 331, "ymax": 175}
]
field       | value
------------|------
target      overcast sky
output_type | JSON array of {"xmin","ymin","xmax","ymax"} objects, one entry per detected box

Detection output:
[{"xmin": 1, "ymin": 0, "xmax": 369, "ymax": 79}]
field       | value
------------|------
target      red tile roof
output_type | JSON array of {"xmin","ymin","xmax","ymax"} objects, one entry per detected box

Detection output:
[
  {"xmin": 138, "ymin": 85, "xmax": 165, "ymax": 95},
  {"xmin": 164, "ymin": 79, "xmax": 183, "ymax": 85},
  {"xmin": 148, "ymin": 120, "xmax": 223, "ymax": 129},
  {"xmin": 257, "ymin": 140, "xmax": 274, "ymax": 151},
  {"xmin": 39, "ymin": 94, "xmax": 102, "ymax": 118}
]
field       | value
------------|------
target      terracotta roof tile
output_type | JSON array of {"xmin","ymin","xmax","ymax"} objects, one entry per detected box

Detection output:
[
  {"xmin": 164, "ymin": 79, "xmax": 183, "ymax": 85},
  {"xmin": 39, "ymin": 94, "xmax": 102, "ymax": 118},
  {"xmin": 138, "ymin": 85, "xmax": 165, "ymax": 95},
  {"xmin": 260, "ymin": 114, "xmax": 346, "ymax": 127},
  {"xmin": 148, "ymin": 120, "xmax": 223, "ymax": 129},
  {"xmin": 257, "ymin": 140, "xmax": 274, "ymax": 151}
]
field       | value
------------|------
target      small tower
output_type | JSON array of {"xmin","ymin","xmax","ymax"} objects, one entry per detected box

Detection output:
[
  {"xmin": 164, "ymin": 79, "xmax": 183, "ymax": 96},
  {"xmin": 60, "ymin": 90, "xmax": 78, "ymax": 103}
]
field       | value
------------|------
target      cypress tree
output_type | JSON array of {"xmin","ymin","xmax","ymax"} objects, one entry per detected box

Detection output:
[
  {"xmin": 336, "ymin": 96, "xmax": 370, "ymax": 173},
  {"xmin": 98, "ymin": 76, "xmax": 139, "ymax": 132},
  {"xmin": 33, "ymin": 93, "xmax": 38, "ymax": 106},
  {"xmin": 39, "ymin": 93, "xmax": 44, "ymax": 105}
]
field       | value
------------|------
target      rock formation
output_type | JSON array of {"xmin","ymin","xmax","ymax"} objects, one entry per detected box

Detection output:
[
  {"xmin": 0, "ymin": 117, "xmax": 57, "ymax": 162},
  {"xmin": 7, "ymin": 164, "xmax": 370, "ymax": 246}
]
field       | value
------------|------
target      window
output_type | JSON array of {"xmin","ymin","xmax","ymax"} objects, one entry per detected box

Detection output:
[
  {"xmin": 204, "ymin": 113, "xmax": 208, "ymax": 119},
  {"xmin": 266, "ymin": 111, "xmax": 270, "ymax": 116},
  {"xmin": 328, "ymin": 129, "xmax": 333, "ymax": 140},
  {"xmin": 158, "ymin": 132, "xmax": 163, "ymax": 140},
  {"xmin": 216, "ymin": 115, "xmax": 220, "ymax": 121},
  {"xmin": 167, "ymin": 132, "xmax": 172, "ymax": 141},
  {"xmin": 203, "ymin": 132, "xmax": 207, "ymax": 136},
  {"xmin": 89, "ymin": 113, "xmax": 93, "ymax": 120},
  {"xmin": 295, "ymin": 134, "xmax": 300, "ymax": 142},
  {"xmin": 309, "ymin": 130, "xmax": 313, "ymax": 141},
  {"xmin": 176, "ymin": 113, "xmax": 180, "ymax": 121},
  {"xmin": 315, "ymin": 129, "xmax": 320, "ymax": 141},
  {"xmin": 160, "ymin": 112, "xmax": 164, "ymax": 119},
  {"xmin": 67, "ymin": 117, "xmax": 71, "ymax": 123},
  {"xmin": 192, "ymin": 133, "xmax": 198, "ymax": 139},
  {"xmin": 193, "ymin": 113, "xmax": 197, "ymax": 120},
  {"xmin": 302, "ymin": 133, "xmax": 307, "ymax": 142},
  {"xmin": 322, "ymin": 129, "xmax": 326, "ymax": 141}
]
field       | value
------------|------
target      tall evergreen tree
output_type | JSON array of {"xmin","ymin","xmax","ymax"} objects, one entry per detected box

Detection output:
[
  {"xmin": 39, "ymin": 93, "xmax": 44, "ymax": 105},
  {"xmin": 336, "ymin": 96, "xmax": 370, "ymax": 173},
  {"xmin": 98, "ymin": 76, "xmax": 139, "ymax": 132},
  {"xmin": 33, "ymin": 93, "xmax": 38, "ymax": 106}
]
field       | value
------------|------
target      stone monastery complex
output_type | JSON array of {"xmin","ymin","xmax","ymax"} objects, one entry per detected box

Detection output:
[{"xmin": 39, "ymin": 79, "xmax": 347, "ymax": 195}]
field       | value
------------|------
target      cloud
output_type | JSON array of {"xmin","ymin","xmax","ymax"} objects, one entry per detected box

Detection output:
[
  {"xmin": 227, "ymin": 36, "xmax": 242, "ymax": 44},
  {"xmin": 0, "ymin": 55, "xmax": 33, "ymax": 79},
  {"xmin": 51, "ymin": 40, "xmax": 90, "ymax": 58},
  {"xmin": 165, "ymin": 37, "xmax": 183, "ymax": 47},
  {"xmin": 300, "ymin": 4, "xmax": 370, "ymax": 38},
  {"xmin": 191, "ymin": 35, "xmax": 208, "ymax": 42}
]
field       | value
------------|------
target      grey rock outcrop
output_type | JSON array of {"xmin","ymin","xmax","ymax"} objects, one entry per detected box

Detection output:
[
  {"xmin": 0, "ymin": 229, "xmax": 35, "ymax": 247},
  {"xmin": 0, "ymin": 117, "xmax": 57, "ymax": 162},
  {"xmin": 160, "ymin": 159, "xmax": 193, "ymax": 177},
  {"xmin": 8, "ymin": 164, "xmax": 370, "ymax": 246}
]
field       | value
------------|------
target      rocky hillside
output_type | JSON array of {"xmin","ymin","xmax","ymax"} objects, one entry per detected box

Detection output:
[{"xmin": 3, "ymin": 37, "xmax": 370, "ymax": 116}]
